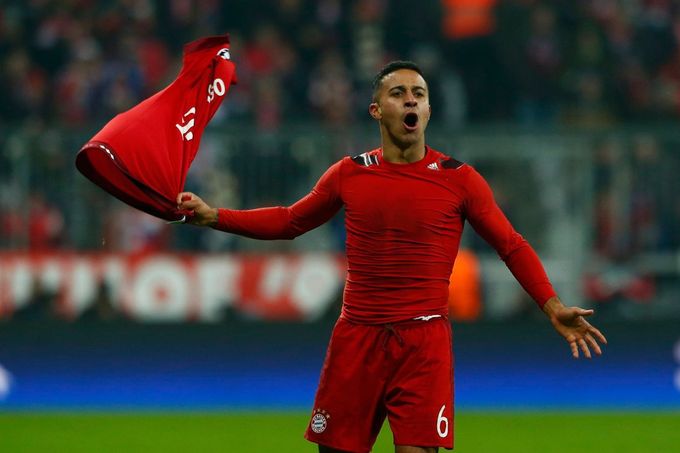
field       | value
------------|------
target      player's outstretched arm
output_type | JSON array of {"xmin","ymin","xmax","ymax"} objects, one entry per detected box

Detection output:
[
  {"xmin": 175, "ymin": 160, "xmax": 343, "ymax": 240},
  {"xmin": 542, "ymin": 297, "xmax": 608, "ymax": 359},
  {"xmin": 176, "ymin": 192, "xmax": 218, "ymax": 227}
]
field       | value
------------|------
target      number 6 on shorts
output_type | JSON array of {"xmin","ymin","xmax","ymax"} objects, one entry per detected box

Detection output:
[{"xmin": 437, "ymin": 404, "xmax": 449, "ymax": 438}]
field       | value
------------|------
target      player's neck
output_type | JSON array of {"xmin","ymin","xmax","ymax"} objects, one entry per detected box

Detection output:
[{"xmin": 381, "ymin": 140, "xmax": 426, "ymax": 164}]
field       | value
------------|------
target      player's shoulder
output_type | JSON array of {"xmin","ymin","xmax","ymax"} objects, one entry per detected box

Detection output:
[
  {"xmin": 428, "ymin": 147, "xmax": 468, "ymax": 172},
  {"xmin": 347, "ymin": 148, "xmax": 381, "ymax": 168}
]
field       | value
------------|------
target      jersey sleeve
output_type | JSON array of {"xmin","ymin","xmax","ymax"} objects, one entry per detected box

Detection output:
[
  {"xmin": 213, "ymin": 159, "xmax": 344, "ymax": 240},
  {"xmin": 463, "ymin": 167, "xmax": 557, "ymax": 308}
]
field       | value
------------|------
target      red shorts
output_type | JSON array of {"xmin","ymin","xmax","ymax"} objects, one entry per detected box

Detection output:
[{"xmin": 304, "ymin": 316, "xmax": 454, "ymax": 452}]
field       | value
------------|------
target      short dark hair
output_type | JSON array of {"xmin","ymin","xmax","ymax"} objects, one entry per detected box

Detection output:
[{"xmin": 372, "ymin": 60, "xmax": 425, "ymax": 101}]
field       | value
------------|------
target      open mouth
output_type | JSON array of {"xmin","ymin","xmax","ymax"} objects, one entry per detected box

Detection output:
[{"xmin": 403, "ymin": 112, "xmax": 419, "ymax": 131}]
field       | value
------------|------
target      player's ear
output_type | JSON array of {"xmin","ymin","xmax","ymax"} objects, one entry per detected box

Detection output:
[{"xmin": 369, "ymin": 102, "xmax": 382, "ymax": 120}]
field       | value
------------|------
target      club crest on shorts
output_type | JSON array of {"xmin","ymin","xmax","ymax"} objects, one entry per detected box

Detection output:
[{"xmin": 310, "ymin": 408, "xmax": 330, "ymax": 433}]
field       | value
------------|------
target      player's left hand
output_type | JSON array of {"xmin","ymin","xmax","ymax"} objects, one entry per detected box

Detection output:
[{"xmin": 543, "ymin": 297, "xmax": 607, "ymax": 359}]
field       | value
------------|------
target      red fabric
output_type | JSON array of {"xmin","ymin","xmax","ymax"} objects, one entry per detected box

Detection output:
[
  {"xmin": 215, "ymin": 147, "xmax": 556, "ymax": 322},
  {"xmin": 76, "ymin": 34, "xmax": 237, "ymax": 222},
  {"xmin": 304, "ymin": 317, "xmax": 454, "ymax": 451}
]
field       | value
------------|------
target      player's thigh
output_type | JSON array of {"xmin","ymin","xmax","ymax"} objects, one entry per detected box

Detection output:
[
  {"xmin": 317, "ymin": 446, "xmax": 438, "ymax": 453},
  {"xmin": 386, "ymin": 320, "xmax": 453, "ymax": 449},
  {"xmin": 305, "ymin": 319, "xmax": 388, "ymax": 452},
  {"xmin": 318, "ymin": 446, "xmax": 357, "ymax": 453},
  {"xmin": 394, "ymin": 445, "xmax": 439, "ymax": 453},
  {"xmin": 395, "ymin": 447, "xmax": 438, "ymax": 453}
]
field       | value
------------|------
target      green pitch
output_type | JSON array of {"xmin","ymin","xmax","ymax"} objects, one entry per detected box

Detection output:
[{"xmin": 0, "ymin": 411, "xmax": 678, "ymax": 452}]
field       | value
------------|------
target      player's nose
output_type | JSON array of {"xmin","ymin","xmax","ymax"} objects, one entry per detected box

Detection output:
[{"xmin": 404, "ymin": 92, "xmax": 417, "ymax": 107}]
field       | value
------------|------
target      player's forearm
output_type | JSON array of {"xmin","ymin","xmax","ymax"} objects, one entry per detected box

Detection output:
[
  {"xmin": 504, "ymin": 244, "xmax": 557, "ymax": 309},
  {"xmin": 213, "ymin": 206, "xmax": 301, "ymax": 239}
]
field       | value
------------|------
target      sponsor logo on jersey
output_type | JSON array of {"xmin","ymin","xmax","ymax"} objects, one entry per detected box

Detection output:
[
  {"xmin": 310, "ymin": 408, "xmax": 330, "ymax": 433},
  {"xmin": 176, "ymin": 107, "xmax": 196, "ymax": 141},
  {"xmin": 427, "ymin": 162, "xmax": 439, "ymax": 171},
  {"xmin": 217, "ymin": 48, "xmax": 230, "ymax": 60}
]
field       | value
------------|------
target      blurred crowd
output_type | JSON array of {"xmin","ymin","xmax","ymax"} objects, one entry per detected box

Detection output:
[{"xmin": 2, "ymin": 0, "xmax": 680, "ymax": 128}]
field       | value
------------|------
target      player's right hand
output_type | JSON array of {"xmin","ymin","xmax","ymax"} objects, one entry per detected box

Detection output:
[{"xmin": 176, "ymin": 192, "xmax": 218, "ymax": 227}]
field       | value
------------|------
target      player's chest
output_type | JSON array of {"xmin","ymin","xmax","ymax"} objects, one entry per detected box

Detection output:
[{"xmin": 342, "ymin": 170, "xmax": 464, "ymax": 229}]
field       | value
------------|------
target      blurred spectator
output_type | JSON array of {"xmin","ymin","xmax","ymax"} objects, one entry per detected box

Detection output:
[
  {"xmin": 441, "ymin": 0, "xmax": 504, "ymax": 120},
  {"xmin": 136, "ymin": 27, "xmax": 171, "ymax": 96},
  {"xmin": 515, "ymin": 4, "xmax": 564, "ymax": 125},
  {"xmin": 28, "ymin": 192, "xmax": 65, "ymax": 251},
  {"xmin": 561, "ymin": 24, "xmax": 616, "ymax": 127},
  {"xmin": 1, "ymin": 48, "xmax": 49, "ymax": 121},
  {"xmin": 635, "ymin": 0, "xmax": 677, "ymax": 77},
  {"xmin": 447, "ymin": 249, "xmax": 482, "ymax": 321},
  {"xmin": 593, "ymin": 137, "xmax": 630, "ymax": 259},
  {"xmin": 102, "ymin": 206, "xmax": 171, "ymax": 253},
  {"xmin": 11, "ymin": 276, "xmax": 59, "ymax": 321},
  {"xmin": 348, "ymin": 0, "xmax": 386, "ymax": 83},
  {"xmin": 654, "ymin": 49, "xmax": 680, "ymax": 115},
  {"xmin": 79, "ymin": 281, "xmax": 119, "ymax": 322},
  {"xmin": 54, "ymin": 50, "xmax": 98, "ymax": 124},
  {"xmin": 308, "ymin": 50, "xmax": 355, "ymax": 127},
  {"xmin": 494, "ymin": 0, "xmax": 532, "ymax": 121},
  {"xmin": 88, "ymin": 34, "xmax": 145, "ymax": 122},
  {"xmin": 629, "ymin": 135, "xmax": 680, "ymax": 252},
  {"xmin": 384, "ymin": 0, "xmax": 442, "ymax": 59},
  {"xmin": 239, "ymin": 23, "xmax": 301, "ymax": 129}
]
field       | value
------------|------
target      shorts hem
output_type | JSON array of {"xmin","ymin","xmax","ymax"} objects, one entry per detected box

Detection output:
[
  {"xmin": 305, "ymin": 434, "xmax": 370, "ymax": 453},
  {"xmin": 394, "ymin": 440, "xmax": 453, "ymax": 450}
]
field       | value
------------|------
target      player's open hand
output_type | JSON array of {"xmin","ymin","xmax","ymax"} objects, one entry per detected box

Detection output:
[
  {"xmin": 176, "ymin": 192, "xmax": 218, "ymax": 227},
  {"xmin": 543, "ymin": 297, "xmax": 607, "ymax": 359}
]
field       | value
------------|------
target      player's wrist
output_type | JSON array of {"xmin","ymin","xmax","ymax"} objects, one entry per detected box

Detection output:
[
  {"xmin": 542, "ymin": 296, "xmax": 563, "ymax": 319},
  {"xmin": 207, "ymin": 208, "xmax": 219, "ymax": 228}
]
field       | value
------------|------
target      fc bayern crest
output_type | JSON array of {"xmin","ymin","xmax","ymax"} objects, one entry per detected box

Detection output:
[{"xmin": 310, "ymin": 409, "xmax": 330, "ymax": 433}]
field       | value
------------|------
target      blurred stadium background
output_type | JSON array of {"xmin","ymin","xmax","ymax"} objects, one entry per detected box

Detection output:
[{"xmin": 1, "ymin": 1, "xmax": 679, "ymax": 452}]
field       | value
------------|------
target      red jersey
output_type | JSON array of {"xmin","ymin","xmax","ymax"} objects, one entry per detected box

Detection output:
[
  {"xmin": 216, "ymin": 146, "xmax": 556, "ymax": 324},
  {"xmin": 77, "ymin": 35, "xmax": 237, "ymax": 222}
]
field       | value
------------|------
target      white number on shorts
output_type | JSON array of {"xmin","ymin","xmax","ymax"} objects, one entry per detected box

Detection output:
[{"xmin": 437, "ymin": 404, "xmax": 449, "ymax": 438}]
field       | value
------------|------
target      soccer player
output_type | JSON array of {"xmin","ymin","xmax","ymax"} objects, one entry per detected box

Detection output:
[{"xmin": 177, "ymin": 61, "xmax": 607, "ymax": 453}]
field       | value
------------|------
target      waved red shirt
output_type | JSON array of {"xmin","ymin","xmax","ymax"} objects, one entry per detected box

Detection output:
[{"xmin": 216, "ymin": 146, "xmax": 556, "ymax": 324}]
